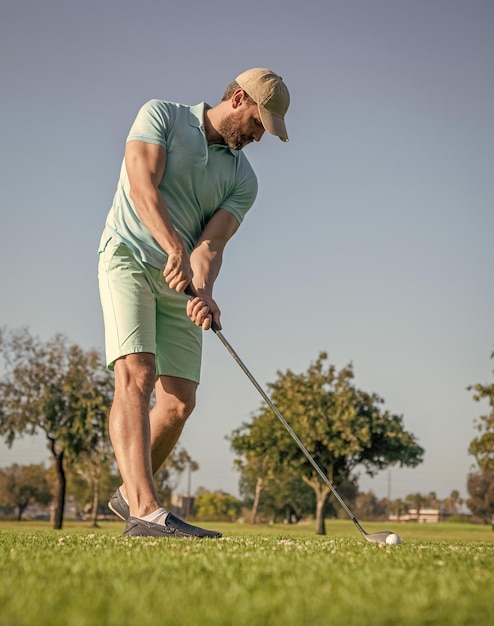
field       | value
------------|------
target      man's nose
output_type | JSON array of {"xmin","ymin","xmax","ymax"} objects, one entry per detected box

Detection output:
[{"xmin": 253, "ymin": 128, "xmax": 265, "ymax": 142}]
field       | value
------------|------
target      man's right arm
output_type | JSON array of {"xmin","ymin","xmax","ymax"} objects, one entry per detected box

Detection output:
[{"xmin": 125, "ymin": 140, "xmax": 192, "ymax": 292}]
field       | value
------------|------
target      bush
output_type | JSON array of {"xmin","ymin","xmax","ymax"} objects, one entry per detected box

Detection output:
[
  {"xmin": 445, "ymin": 514, "xmax": 472, "ymax": 524},
  {"xmin": 193, "ymin": 491, "xmax": 242, "ymax": 522}
]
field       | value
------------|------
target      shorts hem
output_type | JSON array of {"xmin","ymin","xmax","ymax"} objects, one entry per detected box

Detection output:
[
  {"xmin": 107, "ymin": 347, "xmax": 201, "ymax": 383},
  {"xmin": 107, "ymin": 345, "xmax": 156, "ymax": 371},
  {"xmin": 157, "ymin": 369, "xmax": 201, "ymax": 385}
]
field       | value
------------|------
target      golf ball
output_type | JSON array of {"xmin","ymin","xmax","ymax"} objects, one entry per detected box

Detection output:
[{"xmin": 385, "ymin": 533, "xmax": 402, "ymax": 545}]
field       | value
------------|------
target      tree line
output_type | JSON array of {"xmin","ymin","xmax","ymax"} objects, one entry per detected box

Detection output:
[
  {"xmin": 1, "ymin": 329, "xmax": 493, "ymax": 531},
  {"xmin": 0, "ymin": 459, "xmax": 467, "ymax": 527},
  {"xmin": 0, "ymin": 460, "xmax": 241, "ymax": 524}
]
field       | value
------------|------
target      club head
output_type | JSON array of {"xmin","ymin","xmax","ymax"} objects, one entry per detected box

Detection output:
[{"xmin": 363, "ymin": 531, "xmax": 395, "ymax": 544}]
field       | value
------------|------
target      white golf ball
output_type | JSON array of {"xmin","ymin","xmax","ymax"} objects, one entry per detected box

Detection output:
[{"xmin": 385, "ymin": 533, "xmax": 402, "ymax": 545}]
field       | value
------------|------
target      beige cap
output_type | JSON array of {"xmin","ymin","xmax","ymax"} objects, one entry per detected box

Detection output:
[{"xmin": 235, "ymin": 68, "xmax": 290, "ymax": 142}]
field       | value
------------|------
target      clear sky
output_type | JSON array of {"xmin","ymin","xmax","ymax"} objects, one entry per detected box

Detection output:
[{"xmin": 1, "ymin": 0, "xmax": 493, "ymax": 505}]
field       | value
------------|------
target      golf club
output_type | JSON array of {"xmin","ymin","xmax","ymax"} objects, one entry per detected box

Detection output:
[{"xmin": 185, "ymin": 286, "xmax": 397, "ymax": 544}]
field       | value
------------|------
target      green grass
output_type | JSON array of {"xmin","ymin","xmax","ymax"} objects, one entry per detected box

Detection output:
[{"xmin": 1, "ymin": 520, "xmax": 493, "ymax": 626}]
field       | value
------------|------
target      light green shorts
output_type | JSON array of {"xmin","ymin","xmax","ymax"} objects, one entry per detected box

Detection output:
[{"xmin": 98, "ymin": 240, "xmax": 202, "ymax": 382}]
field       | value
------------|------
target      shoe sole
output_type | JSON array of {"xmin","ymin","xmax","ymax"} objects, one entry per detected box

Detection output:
[{"xmin": 108, "ymin": 500, "xmax": 127, "ymax": 521}]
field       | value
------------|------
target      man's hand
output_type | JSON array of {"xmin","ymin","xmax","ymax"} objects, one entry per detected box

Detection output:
[
  {"xmin": 163, "ymin": 250, "xmax": 193, "ymax": 292},
  {"xmin": 186, "ymin": 291, "xmax": 222, "ymax": 331}
]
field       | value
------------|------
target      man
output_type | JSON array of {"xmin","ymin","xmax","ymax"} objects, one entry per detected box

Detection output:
[{"xmin": 98, "ymin": 68, "xmax": 290, "ymax": 538}]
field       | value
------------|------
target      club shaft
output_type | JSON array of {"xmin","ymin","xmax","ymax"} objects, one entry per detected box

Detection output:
[{"xmin": 212, "ymin": 327, "xmax": 368, "ymax": 537}]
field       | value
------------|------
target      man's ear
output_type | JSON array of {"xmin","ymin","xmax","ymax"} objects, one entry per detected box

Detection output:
[{"xmin": 231, "ymin": 89, "xmax": 246, "ymax": 109}]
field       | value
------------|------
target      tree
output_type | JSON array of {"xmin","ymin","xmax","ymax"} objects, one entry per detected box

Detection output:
[
  {"xmin": 68, "ymin": 454, "xmax": 119, "ymax": 527},
  {"xmin": 405, "ymin": 492, "xmax": 427, "ymax": 520},
  {"xmin": 443, "ymin": 490, "xmax": 463, "ymax": 515},
  {"xmin": 229, "ymin": 353, "xmax": 424, "ymax": 534},
  {"xmin": 0, "ymin": 463, "xmax": 52, "ymax": 520},
  {"xmin": 228, "ymin": 412, "xmax": 313, "ymax": 523},
  {"xmin": 0, "ymin": 329, "xmax": 114, "ymax": 529},
  {"xmin": 465, "ymin": 352, "xmax": 494, "ymax": 528},
  {"xmin": 468, "ymin": 351, "xmax": 494, "ymax": 471},
  {"xmin": 389, "ymin": 498, "xmax": 408, "ymax": 521},
  {"xmin": 424, "ymin": 491, "xmax": 440, "ymax": 509},
  {"xmin": 193, "ymin": 491, "xmax": 242, "ymax": 522},
  {"xmin": 467, "ymin": 470, "xmax": 494, "ymax": 528},
  {"xmin": 353, "ymin": 491, "xmax": 388, "ymax": 521}
]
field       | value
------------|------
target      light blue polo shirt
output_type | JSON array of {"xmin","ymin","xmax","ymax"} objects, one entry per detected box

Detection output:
[{"xmin": 99, "ymin": 100, "xmax": 258, "ymax": 269}]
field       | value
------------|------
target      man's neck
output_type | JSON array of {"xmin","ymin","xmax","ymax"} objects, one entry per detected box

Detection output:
[{"xmin": 203, "ymin": 106, "xmax": 225, "ymax": 146}]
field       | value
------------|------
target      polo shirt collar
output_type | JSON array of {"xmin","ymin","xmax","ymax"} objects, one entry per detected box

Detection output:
[{"xmin": 189, "ymin": 103, "xmax": 239, "ymax": 156}]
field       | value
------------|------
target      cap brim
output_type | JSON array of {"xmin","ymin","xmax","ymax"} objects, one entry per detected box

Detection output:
[{"xmin": 259, "ymin": 106, "xmax": 289, "ymax": 142}]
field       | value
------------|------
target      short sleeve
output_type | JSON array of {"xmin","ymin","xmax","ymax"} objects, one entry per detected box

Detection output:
[
  {"xmin": 126, "ymin": 100, "xmax": 172, "ymax": 148},
  {"xmin": 221, "ymin": 163, "xmax": 258, "ymax": 225}
]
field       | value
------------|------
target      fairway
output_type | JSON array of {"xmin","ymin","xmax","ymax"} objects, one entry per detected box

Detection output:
[{"xmin": 1, "ymin": 520, "xmax": 493, "ymax": 626}]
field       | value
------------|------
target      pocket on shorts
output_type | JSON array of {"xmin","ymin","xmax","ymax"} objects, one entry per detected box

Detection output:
[
  {"xmin": 98, "ymin": 228, "xmax": 114, "ymax": 254},
  {"xmin": 98, "ymin": 237, "xmax": 124, "ymax": 275}
]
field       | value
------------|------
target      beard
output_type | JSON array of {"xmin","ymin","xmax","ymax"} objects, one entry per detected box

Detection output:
[{"xmin": 217, "ymin": 114, "xmax": 254, "ymax": 150}]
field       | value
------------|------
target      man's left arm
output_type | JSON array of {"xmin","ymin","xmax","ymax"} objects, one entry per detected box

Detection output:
[{"xmin": 187, "ymin": 208, "xmax": 240, "ymax": 330}]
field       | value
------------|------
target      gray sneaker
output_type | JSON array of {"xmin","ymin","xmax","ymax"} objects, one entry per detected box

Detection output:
[
  {"xmin": 123, "ymin": 513, "xmax": 222, "ymax": 539},
  {"xmin": 108, "ymin": 488, "xmax": 130, "ymax": 521}
]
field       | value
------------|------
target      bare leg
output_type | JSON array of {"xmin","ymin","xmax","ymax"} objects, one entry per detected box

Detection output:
[
  {"xmin": 119, "ymin": 374, "xmax": 197, "ymax": 502},
  {"xmin": 109, "ymin": 353, "xmax": 160, "ymax": 518},
  {"xmin": 150, "ymin": 375, "xmax": 197, "ymax": 473},
  {"xmin": 110, "ymin": 364, "xmax": 220, "ymax": 537}
]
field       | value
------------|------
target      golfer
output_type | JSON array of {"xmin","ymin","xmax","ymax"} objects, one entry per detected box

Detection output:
[{"xmin": 98, "ymin": 68, "xmax": 290, "ymax": 538}]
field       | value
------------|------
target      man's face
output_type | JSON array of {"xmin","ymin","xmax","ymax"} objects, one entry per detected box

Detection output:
[{"xmin": 218, "ymin": 102, "xmax": 265, "ymax": 150}]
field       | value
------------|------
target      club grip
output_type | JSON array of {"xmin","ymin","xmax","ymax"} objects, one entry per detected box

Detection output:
[{"xmin": 184, "ymin": 285, "xmax": 220, "ymax": 333}]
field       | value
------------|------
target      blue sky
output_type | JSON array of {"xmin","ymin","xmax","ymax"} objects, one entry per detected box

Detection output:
[{"xmin": 1, "ymin": 0, "xmax": 493, "ymax": 505}]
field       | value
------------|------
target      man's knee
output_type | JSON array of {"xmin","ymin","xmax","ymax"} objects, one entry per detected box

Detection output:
[
  {"xmin": 114, "ymin": 353, "xmax": 156, "ymax": 398},
  {"xmin": 155, "ymin": 376, "xmax": 197, "ymax": 424},
  {"xmin": 165, "ymin": 388, "xmax": 196, "ymax": 424},
  {"xmin": 169, "ymin": 396, "xmax": 195, "ymax": 425}
]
